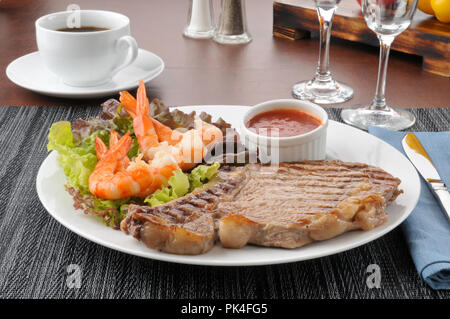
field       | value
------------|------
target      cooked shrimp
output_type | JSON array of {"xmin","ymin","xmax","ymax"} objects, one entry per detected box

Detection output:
[
  {"xmin": 120, "ymin": 91, "xmax": 182, "ymax": 144},
  {"xmin": 89, "ymin": 132, "xmax": 178, "ymax": 200},
  {"xmin": 120, "ymin": 88, "xmax": 222, "ymax": 147},
  {"xmin": 119, "ymin": 80, "xmax": 223, "ymax": 170},
  {"xmin": 120, "ymin": 82, "xmax": 187, "ymax": 167}
]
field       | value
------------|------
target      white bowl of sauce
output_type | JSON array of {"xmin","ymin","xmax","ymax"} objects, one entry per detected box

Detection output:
[{"xmin": 241, "ymin": 99, "xmax": 328, "ymax": 162}]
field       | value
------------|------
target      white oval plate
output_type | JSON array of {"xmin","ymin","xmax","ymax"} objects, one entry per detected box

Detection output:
[
  {"xmin": 6, "ymin": 49, "xmax": 164, "ymax": 99},
  {"xmin": 36, "ymin": 105, "xmax": 420, "ymax": 266}
]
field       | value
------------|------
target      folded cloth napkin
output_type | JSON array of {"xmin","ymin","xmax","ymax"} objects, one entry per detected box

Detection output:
[{"xmin": 369, "ymin": 127, "xmax": 450, "ymax": 290}]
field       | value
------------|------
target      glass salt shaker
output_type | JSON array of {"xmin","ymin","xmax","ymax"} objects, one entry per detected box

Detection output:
[
  {"xmin": 183, "ymin": 0, "xmax": 215, "ymax": 39},
  {"xmin": 213, "ymin": 0, "xmax": 252, "ymax": 44}
]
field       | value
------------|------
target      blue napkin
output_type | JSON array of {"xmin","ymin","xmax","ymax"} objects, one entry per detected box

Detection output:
[{"xmin": 369, "ymin": 127, "xmax": 450, "ymax": 290}]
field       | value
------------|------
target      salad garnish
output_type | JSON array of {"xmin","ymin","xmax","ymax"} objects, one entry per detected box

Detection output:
[{"xmin": 47, "ymin": 82, "xmax": 230, "ymax": 229}]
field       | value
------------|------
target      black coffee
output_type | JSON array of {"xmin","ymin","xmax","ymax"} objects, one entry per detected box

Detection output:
[{"xmin": 57, "ymin": 26, "xmax": 109, "ymax": 32}]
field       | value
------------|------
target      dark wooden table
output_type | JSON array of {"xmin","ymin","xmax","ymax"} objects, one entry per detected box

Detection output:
[{"xmin": 1, "ymin": 0, "xmax": 449, "ymax": 108}]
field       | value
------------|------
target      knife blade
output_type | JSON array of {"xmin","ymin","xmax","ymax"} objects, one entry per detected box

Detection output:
[{"xmin": 402, "ymin": 133, "xmax": 450, "ymax": 220}]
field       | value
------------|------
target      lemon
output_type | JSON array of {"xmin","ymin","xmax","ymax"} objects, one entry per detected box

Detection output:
[
  {"xmin": 409, "ymin": 0, "xmax": 435, "ymax": 15},
  {"xmin": 431, "ymin": 0, "xmax": 450, "ymax": 22}
]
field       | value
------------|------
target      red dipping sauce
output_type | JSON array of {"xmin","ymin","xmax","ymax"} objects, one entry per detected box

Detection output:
[{"xmin": 247, "ymin": 109, "xmax": 322, "ymax": 137}]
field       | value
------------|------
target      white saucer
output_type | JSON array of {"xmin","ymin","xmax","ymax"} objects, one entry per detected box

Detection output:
[{"xmin": 6, "ymin": 49, "xmax": 164, "ymax": 99}]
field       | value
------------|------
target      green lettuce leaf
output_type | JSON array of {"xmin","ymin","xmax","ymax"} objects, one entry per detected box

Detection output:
[
  {"xmin": 189, "ymin": 161, "xmax": 220, "ymax": 191},
  {"xmin": 48, "ymin": 121, "xmax": 102, "ymax": 192},
  {"xmin": 169, "ymin": 169, "xmax": 190, "ymax": 197},
  {"xmin": 144, "ymin": 162, "xmax": 220, "ymax": 207},
  {"xmin": 144, "ymin": 169, "xmax": 189, "ymax": 206},
  {"xmin": 47, "ymin": 121, "xmax": 74, "ymax": 150},
  {"xmin": 127, "ymin": 137, "xmax": 140, "ymax": 159}
]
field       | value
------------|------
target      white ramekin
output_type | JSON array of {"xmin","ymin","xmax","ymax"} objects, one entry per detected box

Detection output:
[{"xmin": 240, "ymin": 99, "xmax": 328, "ymax": 163}]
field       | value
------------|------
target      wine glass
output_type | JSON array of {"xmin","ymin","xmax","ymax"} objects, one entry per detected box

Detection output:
[
  {"xmin": 292, "ymin": 0, "xmax": 353, "ymax": 104},
  {"xmin": 341, "ymin": 0, "xmax": 418, "ymax": 130}
]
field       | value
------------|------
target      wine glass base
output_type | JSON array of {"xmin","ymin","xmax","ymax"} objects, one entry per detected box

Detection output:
[
  {"xmin": 292, "ymin": 79, "xmax": 354, "ymax": 104},
  {"xmin": 341, "ymin": 105, "xmax": 416, "ymax": 131}
]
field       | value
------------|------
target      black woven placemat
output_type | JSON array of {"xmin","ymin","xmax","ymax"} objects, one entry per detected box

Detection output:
[{"xmin": 0, "ymin": 106, "xmax": 449, "ymax": 299}]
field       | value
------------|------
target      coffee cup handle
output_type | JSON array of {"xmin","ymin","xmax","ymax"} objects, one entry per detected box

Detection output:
[{"xmin": 111, "ymin": 35, "xmax": 138, "ymax": 76}]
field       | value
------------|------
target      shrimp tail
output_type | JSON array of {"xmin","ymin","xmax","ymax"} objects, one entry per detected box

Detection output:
[
  {"xmin": 96, "ymin": 131, "xmax": 130, "ymax": 160},
  {"xmin": 95, "ymin": 136, "xmax": 108, "ymax": 160},
  {"xmin": 153, "ymin": 120, "xmax": 183, "ymax": 145},
  {"xmin": 136, "ymin": 80, "xmax": 149, "ymax": 116},
  {"xmin": 109, "ymin": 130, "xmax": 121, "ymax": 148},
  {"xmin": 112, "ymin": 132, "xmax": 132, "ymax": 158},
  {"xmin": 132, "ymin": 81, "xmax": 159, "ymax": 151},
  {"xmin": 119, "ymin": 91, "xmax": 137, "ymax": 118}
]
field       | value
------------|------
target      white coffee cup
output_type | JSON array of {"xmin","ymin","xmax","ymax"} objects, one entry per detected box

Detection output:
[{"xmin": 36, "ymin": 10, "xmax": 138, "ymax": 87}]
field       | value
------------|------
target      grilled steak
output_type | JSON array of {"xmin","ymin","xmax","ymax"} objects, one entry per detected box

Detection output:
[
  {"xmin": 121, "ymin": 167, "xmax": 246, "ymax": 255},
  {"xmin": 121, "ymin": 161, "xmax": 402, "ymax": 255}
]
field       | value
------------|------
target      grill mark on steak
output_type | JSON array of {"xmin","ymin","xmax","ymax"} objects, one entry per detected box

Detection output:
[{"xmin": 121, "ymin": 160, "xmax": 402, "ymax": 255}]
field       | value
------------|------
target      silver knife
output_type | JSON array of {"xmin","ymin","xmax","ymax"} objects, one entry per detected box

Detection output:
[{"xmin": 402, "ymin": 133, "xmax": 450, "ymax": 220}]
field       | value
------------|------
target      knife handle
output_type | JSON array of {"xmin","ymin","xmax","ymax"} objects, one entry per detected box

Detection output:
[{"xmin": 429, "ymin": 180, "xmax": 450, "ymax": 220}]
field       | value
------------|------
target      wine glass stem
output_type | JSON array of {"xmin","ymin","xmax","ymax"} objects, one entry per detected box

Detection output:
[
  {"xmin": 372, "ymin": 35, "xmax": 395, "ymax": 110},
  {"xmin": 316, "ymin": 6, "xmax": 336, "ymax": 81}
]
